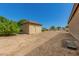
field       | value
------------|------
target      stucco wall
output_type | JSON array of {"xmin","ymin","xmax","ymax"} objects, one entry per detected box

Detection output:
[
  {"xmin": 29, "ymin": 24, "xmax": 42, "ymax": 34},
  {"xmin": 36, "ymin": 25, "xmax": 42, "ymax": 33},
  {"xmin": 21, "ymin": 23, "xmax": 29, "ymax": 34},
  {"xmin": 21, "ymin": 23, "xmax": 42, "ymax": 34},
  {"xmin": 69, "ymin": 6, "xmax": 79, "ymax": 40}
]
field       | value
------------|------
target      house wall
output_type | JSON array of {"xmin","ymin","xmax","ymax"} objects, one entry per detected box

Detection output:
[
  {"xmin": 35, "ymin": 25, "xmax": 42, "ymax": 33},
  {"xmin": 69, "ymin": 6, "xmax": 79, "ymax": 40},
  {"xmin": 29, "ymin": 24, "xmax": 42, "ymax": 34},
  {"xmin": 21, "ymin": 23, "xmax": 29, "ymax": 34},
  {"xmin": 21, "ymin": 23, "xmax": 42, "ymax": 34}
]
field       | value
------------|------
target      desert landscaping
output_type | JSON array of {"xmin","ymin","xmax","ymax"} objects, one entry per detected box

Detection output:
[
  {"xmin": 0, "ymin": 3, "xmax": 79, "ymax": 56},
  {"xmin": 0, "ymin": 31, "xmax": 79, "ymax": 56}
]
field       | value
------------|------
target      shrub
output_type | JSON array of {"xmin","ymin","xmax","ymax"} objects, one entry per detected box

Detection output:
[{"xmin": 0, "ymin": 16, "xmax": 20, "ymax": 36}]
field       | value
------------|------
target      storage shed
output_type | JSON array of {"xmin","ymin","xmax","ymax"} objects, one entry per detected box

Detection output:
[{"xmin": 21, "ymin": 21, "xmax": 42, "ymax": 34}]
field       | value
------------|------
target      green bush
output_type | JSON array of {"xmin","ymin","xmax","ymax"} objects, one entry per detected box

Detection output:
[{"xmin": 0, "ymin": 16, "xmax": 20, "ymax": 36}]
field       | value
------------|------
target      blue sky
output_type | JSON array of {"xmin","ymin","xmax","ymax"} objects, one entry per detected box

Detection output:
[{"xmin": 0, "ymin": 3, "xmax": 73, "ymax": 28}]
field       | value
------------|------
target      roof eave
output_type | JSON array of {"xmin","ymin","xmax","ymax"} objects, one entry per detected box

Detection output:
[
  {"xmin": 68, "ymin": 3, "xmax": 79, "ymax": 24},
  {"xmin": 21, "ymin": 21, "xmax": 42, "ymax": 26}
]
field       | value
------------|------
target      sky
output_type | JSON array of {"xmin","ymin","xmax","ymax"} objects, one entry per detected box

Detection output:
[{"xmin": 0, "ymin": 3, "xmax": 73, "ymax": 28}]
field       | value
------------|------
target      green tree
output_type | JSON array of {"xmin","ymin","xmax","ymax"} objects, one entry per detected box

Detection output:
[
  {"xmin": 42, "ymin": 28, "xmax": 48, "ymax": 31},
  {"xmin": 56, "ymin": 27, "xmax": 61, "ymax": 30},
  {"xmin": 65, "ymin": 25, "xmax": 69, "ymax": 28},
  {"xmin": 0, "ymin": 16, "xmax": 20, "ymax": 36},
  {"xmin": 18, "ymin": 19, "xmax": 27, "ymax": 26},
  {"xmin": 49, "ymin": 26, "xmax": 56, "ymax": 30}
]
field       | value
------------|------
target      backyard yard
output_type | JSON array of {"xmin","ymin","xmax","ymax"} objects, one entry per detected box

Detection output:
[{"xmin": 0, "ymin": 31, "xmax": 78, "ymax": 56}]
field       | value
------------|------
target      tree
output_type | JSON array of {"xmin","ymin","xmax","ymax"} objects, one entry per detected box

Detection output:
[
  {"xmin": 0, "ymin": 16, "xmax": 20, "ymax": 36},
  {"xmin": 18, "ymin": 19, "xmax": 27, "ymax": 26},
  {"xmin": 65, "ymin": 25, "xmax": 69, "ymax": 28},
  {"xmin": 65, "ymin": 25, "xmax": 69, "ymax": 32},
  {"xmin": 49, "ymin": 26, "xmax": 56, "ymax": 30},
  {"xmin": 42, "ymin": 28, "xmax": 48, "ymax": 31},
  {"xmin": 56, "ymin": 27, "xmax": 61, "ymax": 30},
  {"xmin": 0, "ymin": 16, "xmax": 8, "ymax": 22}
]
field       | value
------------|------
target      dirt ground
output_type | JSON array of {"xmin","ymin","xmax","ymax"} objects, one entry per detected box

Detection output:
[
  {"xmin": 27, "ymin": 32, "xmax": 79, "ymax": 56},
  {"xmin": 0, "ymin": 31, "xmax": 79, "ymax": 56}
]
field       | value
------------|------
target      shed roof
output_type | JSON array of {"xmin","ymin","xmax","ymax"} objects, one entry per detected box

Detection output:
[
  {"xmin": 21, "ymin": 20, "xmax": 42, "ymax": 26},
  {"xmin": 68, "ymin": 3, "xmax": 79, "ymax": 24}
]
